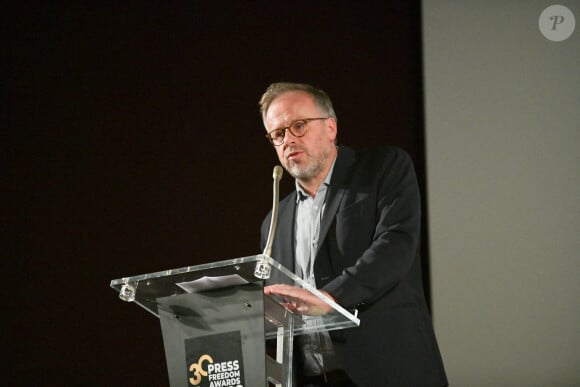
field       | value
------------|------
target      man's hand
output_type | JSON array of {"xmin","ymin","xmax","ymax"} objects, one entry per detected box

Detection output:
[{"xmin": 264, "ymin": 284, "xmax": 335, "ymax": 316}]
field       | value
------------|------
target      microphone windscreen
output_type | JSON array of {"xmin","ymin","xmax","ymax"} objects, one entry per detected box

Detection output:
[{"xmin": 273, "ymin": 165, "xmax": 283, "ymax": 180}]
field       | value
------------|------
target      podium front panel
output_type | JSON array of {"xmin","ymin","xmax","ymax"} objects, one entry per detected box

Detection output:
[
  {"xmin": 157, "ymin": 283, "xmax": 265, "ymax": 387},
  {"xmin": 111, "ymin": 255, "xmax": 360, "ymax": 386}
]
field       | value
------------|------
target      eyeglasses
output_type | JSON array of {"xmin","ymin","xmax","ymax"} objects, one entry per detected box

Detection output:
[{"xmin": 265, "ymin": 117, "xmax": 329, "ymax": 146}]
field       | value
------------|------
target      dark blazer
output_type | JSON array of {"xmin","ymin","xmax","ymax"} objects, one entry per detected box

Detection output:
[{"xmin": 261, "ymin": 145, "xmax": 448, "ymax": 386}]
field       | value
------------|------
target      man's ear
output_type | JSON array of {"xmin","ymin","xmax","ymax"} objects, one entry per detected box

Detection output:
[{"xmin": 327, "ymin": 117, "xmax": 338, "ymax": 143}]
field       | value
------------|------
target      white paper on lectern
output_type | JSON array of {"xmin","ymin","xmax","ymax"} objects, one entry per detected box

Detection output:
[{"xmin": 176, "ymin": 274, "xmax": 249, "ymax": 292}]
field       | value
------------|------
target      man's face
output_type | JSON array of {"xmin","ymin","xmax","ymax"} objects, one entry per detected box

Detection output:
[{"xmin": 264, "ymin": 91, "xmax": 337, "ymax": 182}]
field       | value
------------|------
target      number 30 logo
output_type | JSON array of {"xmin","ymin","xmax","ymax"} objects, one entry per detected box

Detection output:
[{"xmin": 189, "ymin": 354, "xmax": 213, "ymax": 385}]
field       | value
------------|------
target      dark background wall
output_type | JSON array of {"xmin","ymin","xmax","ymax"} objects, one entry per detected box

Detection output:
[{"xmin": 3, "ymin": 2, "xmax": 426, "ymax": 384}]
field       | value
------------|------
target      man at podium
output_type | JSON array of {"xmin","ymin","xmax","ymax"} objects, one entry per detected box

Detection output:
[{"xmin": 259, "ymin": 82, "xmax": 448, "ymax": 386}]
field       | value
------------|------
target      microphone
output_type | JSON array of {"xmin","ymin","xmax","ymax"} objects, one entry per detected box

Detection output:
[{"xmin": 262, "ymin": 165, "xmax": 283, "ymax": 258}]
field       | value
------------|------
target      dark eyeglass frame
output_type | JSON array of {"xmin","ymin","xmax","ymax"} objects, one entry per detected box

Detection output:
[{"xmin": 265, "ymin": 117, "xmax": 329, "ymax": 146}]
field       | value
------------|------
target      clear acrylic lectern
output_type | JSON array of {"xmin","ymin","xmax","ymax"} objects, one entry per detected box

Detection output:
[{"xmin": 110, "ymin": 254, "xmax": 359, "ymax": 387}]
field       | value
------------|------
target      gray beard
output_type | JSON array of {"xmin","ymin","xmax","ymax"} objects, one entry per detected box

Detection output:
[{"xmin": 286, "ymin": 147, "xmax": 331, "ymax": 181}]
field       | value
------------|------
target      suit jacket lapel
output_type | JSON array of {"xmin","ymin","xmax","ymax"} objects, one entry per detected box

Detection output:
[
  {"xmin": 273, "ymin": 191, "xmax": 297, "ymax": 273},
  {"xmin": 316, "ymin": 146, "xmax": 356, "ymax": 257}
]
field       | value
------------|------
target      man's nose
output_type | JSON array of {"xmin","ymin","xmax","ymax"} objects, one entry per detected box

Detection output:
[{"xmin": 283, "ymin": 128, "xmax": 299, "ymax": 144}]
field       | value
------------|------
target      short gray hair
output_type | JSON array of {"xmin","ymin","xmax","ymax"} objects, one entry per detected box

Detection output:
[{"xmin": 258, "ymin": 82, "xmax": 337, "ymax": 123}]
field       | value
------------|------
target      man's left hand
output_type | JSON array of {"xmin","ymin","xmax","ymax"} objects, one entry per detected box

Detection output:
[{"xmin": 264, "ymin": 284, "xmax": 335, "ymax": 316}]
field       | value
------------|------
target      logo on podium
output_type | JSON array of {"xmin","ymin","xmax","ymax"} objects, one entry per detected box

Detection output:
[{"xmin": 186, "ymin": 331, "xmax": 245, "ymax": 387}]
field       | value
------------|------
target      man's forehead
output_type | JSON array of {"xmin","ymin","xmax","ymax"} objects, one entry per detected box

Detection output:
[{"xmin": 266, "ymin": 92, "xmax": 316, "ymax": 122}]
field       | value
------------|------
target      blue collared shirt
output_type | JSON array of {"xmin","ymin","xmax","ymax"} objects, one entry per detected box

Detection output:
[{"xmin": 294, "ymin": 156, "xmax": 341, "ymax": 377}]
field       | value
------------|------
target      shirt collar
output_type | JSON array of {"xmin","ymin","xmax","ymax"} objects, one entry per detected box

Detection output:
[{"xmin": 295, "ymin": 154, "xmax": 337, "ymax": 202}]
